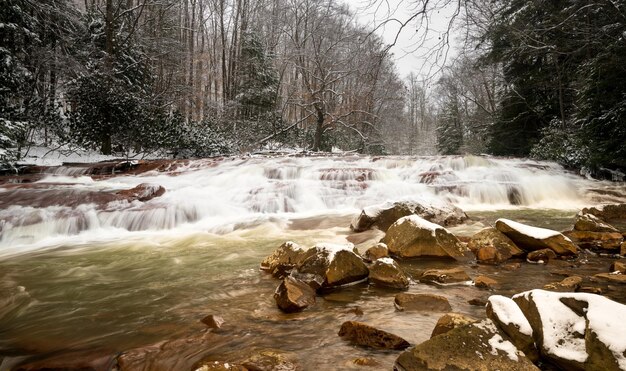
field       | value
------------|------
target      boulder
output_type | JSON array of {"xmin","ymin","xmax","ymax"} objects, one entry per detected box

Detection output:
[
  {"xmin": 582, "ymin": 203, "xmax": 626, "ymax": 221},
  {"xmin": 513, "ymin": 289, "xmax": 626, "ymax": 371},
  {"xmin": 200, "ymin": 314, "xmax": 224, "ymax": 329},
  {"xmin": 503, "ymin": 262, "xmax": 522, "ymax": 271},
  {"xmin": 338, "ymin": 321, "xmax": 410, "ymax": 350},
  {"xmin": 594, "ymin": 273, "xmax": 626, "ymax": 284},
  {"xmin": 468, "ymin": 227, "xmax": 524, "ymax": 265},
  {"xmin": 350, "ymin": 198, "xmax": 468, "ymax": 232},
  {"xmin": 394, "ymin": 293, "xmax": 452, "ymax": 312},
  {"xmin": 527, "ymin": 248, "xmax": 557, "ymax": 263},
  {"xmin": 296, "ymin": 243, "xmax": 369, "ymax": 289},
  {"xmin": 273, "ymin": 276, "xmax": 316, "ymax": 313},
  {"xmin": 543, "ymin": 276, "xmax": 583, "ymax": 292},
  {"xmin": 363, "ymin": 243, "xmax": 388, "ymax": 262},
  {"xmin": 486, "ymin": 295, "xmax": 538, "ymax": 362},
  {"xmin": 474, "ymin": 275, "xmax": 499, "ymax": 290},
  {"xmin": 368, "ymin": 258, "xmax": 410, "ymax": 290},
  {"xmin": 468, "ymin": 298, "xmax": 488, "ymax": 306},
  {"xmin": 574, "ymin": 213, "xmax": 620, "ymax": 233},
  {"xmin": 430, "ymin": 313, "xmax": 476, "ymax": 338},
  {"xmin": 420, "ymin": 267, "xmax": 471, "ymax": 285},
  {"xmin": 563, "ymin": 230, "xmax": 623, "ymax": 251},
  {"xmin": 610, "ymin": 261, "xmax": 626, "ymax": 274},
  {"xmin": 395, "ymin": 319, "xmax": 539, "ymax": 371},
  {"xmin": 496, "ymin": 218, "xmax": 578, "ymax": 256},
  {"xmin": 260, "ymin": 241, "xmax": 308, "ymax": 277},
  {"xmin": 382, "ymin": 215, "xmax": 466, "ymax": 259}
]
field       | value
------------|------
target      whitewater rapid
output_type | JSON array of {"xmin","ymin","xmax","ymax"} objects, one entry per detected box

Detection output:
[{"xmin": 0, "ymin": 155, "xmax": 617, "ymax": 255}]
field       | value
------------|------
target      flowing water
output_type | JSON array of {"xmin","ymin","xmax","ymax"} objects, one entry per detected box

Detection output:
[{"xmin": 0, "ymin": 155, "xmax": 625, "ymax": 370}]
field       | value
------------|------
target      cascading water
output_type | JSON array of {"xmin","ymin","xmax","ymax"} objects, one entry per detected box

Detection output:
[{"xmin": 0, "ymin": 155, "xmax": 616, "ymax": 255}]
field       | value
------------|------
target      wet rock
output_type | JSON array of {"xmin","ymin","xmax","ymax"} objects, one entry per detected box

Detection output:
[
  {"xmin": 496, "ymin": 218, "xmax": 578, "ymax": 256},
  {"xmin": 363, "ymin": 243, "xmax": 388, "ymax": 262},
  {"xmin": 468, "ymin": 227, "xmax": 524, "ymax": 265},
  {"xmin": 395, "ymin": 319, "xmax": 539, "ymax": 371},
  {"xmin": 351, "ymin": 357, "xmax": 380, "ymax": 367},
  {"xmin": 582, "ymin": 203, "xmax": 626, "ymax": 221},
  {"xmin": 288, "ymin": 271, "xmax": 324, "ymax": 291},
  {"xmin": 394, "ymin": 293, "xmax": 452, "ymax": 312},
  {"xmin": 503, "ymin": 262, "xmax": 522, "ymax": 271},
  {"xmin": 241, "ymin": 350, "xmax": 301, "ymax": 371},
  {"xmin": 116, "ymin": 183, "xmax": 166, "ymax": 202},
  {"xmin": 296, "ymin": 243, "xmax": 369, "ymax": 289},
  {"xmin": 594, "ymin": 272, "xmax": 626, "ymax": 284},
  {"xmin": 273, "ymin": 276, "xmax": 316, "ymax": 313},
  {"xmin": 338, "ymin": 321, "xmax": 410, "ymax": 350},
  {"xmin": 486, "ymin": 295, "xmax": 538, "ymax": 362},
  {"xmin": 382, "ymin": 215, "xmax": 466, "ymax": 259},
  {"xmin": 430, "ymin": 313, "xmax": 476, "ymax": 338},
  {"xmin": 513, "ymin": 289, "xmax": 626, "ymax": 371},
  {"xmin": 195, "ymin": 361, "xmax": 247, "ymax": 371},
  {"xmin": 368, "ymin": 258, "xmax": 410, "ymax": 290},
  {"xmin": 563, "ymin": 230, "xmax": 624, "ymax": 251},
  {"xmin": 527, "ymin": 248, "xmax": 557, "ymax": 263},
  {"xmin": 13, "ymin": 350, "xmax": 117, "ymax": 371},
  {"xmin": 574, "ymin": 213, "xmax": 620, "ymax": 233},
  {"xmin": 200, "ymin": 315, "xmax": 224, "ymax": 329},
  {"xmin": 468, "ymin": 298, "xmax": 488, "ymax": 306},
  {"xmin": 622, "ymin": 242, "xmax": 626, "ymax": 256},
  {"xmin": 474, "ymin": 275, "xmax": 499, "ymax": 290},
  {"xmin": 347, "ymin": 306, "xmax": 364, "ymax": 316},
  {"xmin": 260, "ymin": 241, "xmax": 308, "ymax": 278},
  {"xmin": 578, "ymin": 286, "xmax": 603, "ymax": 294},
  {"xmin": 350, "ymin": 199, "xmax": 468, "ymax": 233},
  {"xmin": 543, "ymin": 276, "xmax": 583, "ymax": 292},
  {"xmin": 420, "ymin": 267, "xmax": 471, "ymax": 285},
  {"xmin": 609, "ymin": 261, "xmax": 626, "ymax": 274}
]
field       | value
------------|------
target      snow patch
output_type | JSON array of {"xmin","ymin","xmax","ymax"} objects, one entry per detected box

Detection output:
[
  {"xmin": 397, "ymin": 214, "xmax": 445, "ymax": 237},
  {"xmin": 487, "ymin": 295, "xmax": 533, "ymax": 336},
  {"xmin": 497, "ymin": 218, "xmax": 563, "ymax": 239},
  {"xmin": 377, "ymin": 257, "xmax": 396, "ymax": 266},
  {"xmin": 488, "ymin": 334, "xmax": 520, "ymax": 361},
  {"xmin": 313, "ymin": 242, "xmax": 356, "ymax": 262}
]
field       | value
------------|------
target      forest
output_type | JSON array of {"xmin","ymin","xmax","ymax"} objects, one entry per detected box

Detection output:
[{"xmin": 1, "ymin": 0, "xmax": 625, "ymax": 175}]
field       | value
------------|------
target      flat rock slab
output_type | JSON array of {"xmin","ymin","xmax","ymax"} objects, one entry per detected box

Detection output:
[
  {"xmin": 394, "ymin": 293, "xmax": 452, "ymax": 312},
  {"xmin": 420, "ymin": 267, "xmax": 471, "ymax": 285},
  {"xmin": 338, "ymin": 321, "xmax": 410, "ymax": 350}
]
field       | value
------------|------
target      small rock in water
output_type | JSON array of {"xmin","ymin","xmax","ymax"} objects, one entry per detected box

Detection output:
[
  {"xmin": 347, "ymin": 306, "xmax": 364, "ymax": 316},
  {"xmin": 474, "ymin": 275, "xmax": 499, "ymax": 290},
  {"xmin": 468, "ymin": 227, "xmax": 524, "ymax": 265},
  {"xmin": 273, "ymin": 276, "xmax": 316, "ymax": 313},
  {"xmin": 351, "ymin": 357, "xmax": 380, "ymax": 367},
  {"xmin": 241, "ymin": 350, "xmax": 301, "ymax": 371},
  {"xmin": 368, "ymin": 257, "xmax": 410, "ymax": 290},
  {"xmin": 564, "ymin": 230, "xmax": 624, "ymax": 251},
  {"xmin": 200, "ymin": 314, "xmax": 225, "ymax": 329},
  {"xmin": 543, "ymin": 275, "xmax": 583, "ymax": 292},
  {"xmin": 503, "ymin": 262, "xmax": 522, "ymax": 271},
  {"xmin": 394, "ymin": 293, "xmax": 452, "ymax": 312},
  {"xmin": 468, "ymin": 298, "xmax": 488, "ymax": 306},
  {"xmin": 363, "ymin": 242, "xmax": 388, "ymax": 261},
  {"xmin": 430, "ymin": 313, "xmax": 476, "ymax": 338},
  {"xmin": 527, "ymin": 248, "xmax": 557, "ymax": 263},
  {"xmin": 574, "ymin": 212, "xmax": 620, "ymax": 233},
  {"xmin": 195, "ymin": 361, "xmax": 247, "ymax": 371},
  {"xmin": 420, "ymin": 267, "xmax": 471, "ymax": 285},
  {"xmin": 338, "ymin": 321, "xmax": 410, "ymax": 350},
  {"xmin": 609, "ymin": 260, "xmax": 626, "ymax": 274},
  {"xmin": 593, "ymin": 272, "xmax": 626, "ymax": 284}
]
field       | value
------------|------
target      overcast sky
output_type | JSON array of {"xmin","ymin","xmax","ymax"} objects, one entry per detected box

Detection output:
[{"xmin": 344, "ymin": 0, "xmax": 461, "ymax": 82}]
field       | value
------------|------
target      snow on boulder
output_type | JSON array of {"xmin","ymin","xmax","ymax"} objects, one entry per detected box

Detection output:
[
  {"xmin": 487, "ymin": 295, "xmax": 538, "ymax": 361},
  {"xmin": 468, "ymin": 227, "xmax": 525, "ymax": 265},
  {"xmin": 382, "ymin": 215, "xmax": 467, "ymax": 259},
  {"xmin": 260, "ymin": 241, "xmax": 308, "ymax": 278},
  {"xmin": 368, "ymin": 257, "xmax": 410, "ymax": 290},
  {"xmin": 295, "ymin": 243, "xmax": 369, "ymax": 289},
  {"xmin": 496, "ymin": 219, "xmax": 578, "ymax": 256},
  {"xmin": 513, "ymin": 289, "xmax": 626, "ymax": 371},
  {"xmin": 395, "ymin": 319, "xmax": 539, "ymax": 371},
  {"xmin": 350, "ymin": 198, "xmax": 468, "ymax": 232}
]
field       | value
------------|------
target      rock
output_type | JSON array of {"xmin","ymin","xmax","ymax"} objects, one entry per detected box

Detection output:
[
  {"xmin": 200, "ymin": 315, "xmax": 224, "ymax": 329},
  {"xmin": 578, "ymin": 286, "xmax": 603, "ymax": 294},
  {"xmin": 563, "ymin": 230, "xmax": 624, "ymax": 251},
  {"xmin": 338, "ymin": 321, "xmax": 410, "ymax": 350},
  {"xmin": 503, "ymin": 262, "xmax": 522, "ymax": 271},
  {"xmin": 543, "ymin": 276, "xmax": 583, "ymax": 292},
  {"xmin": 513, "ymin": 289, "xmax": 626, "ymax": 371},
  {"xmin": 496, "ymin": 218, "xmax": 578, "ymax": 256},
  {"xmin": 574, "ymin": 213, "xmax": 620, "ymax": 233},
  {"xmin": 486, "ymin": 295, "xmax": 538, "ymax": 362},
  {"xmin": 430, "ymin": 313, "xmax": 476, "ymax": 338},
  {"xmin": 350, "ymin": 198, "xmax": 468, "ymax": 232},
  {"xmin": 468, "ymin": 227, "xmax": 524, "ymax": 264},
  {"xmin": 260, "ymin": 241, "xmax": 308, "ymax": 277},
  {"xmin": 395, "ymin": 319, "xmax": 539, "ymax": 371},
  {"xmin": 11, "ymin": 350, "xmax": 117, "ymax": 371},
  {"xmin": 468, "ymin": 298, "xmax": 488, "ymax": 306},
  {"xmin": 351, "ymin": 357, "xmax": 380, "ymax": 367},
  {"xmin": 594, "ymin": 273, "xmax": 626, "ymax": 284},
  {"xmin": 420, "ymin": 267, "xmax": 471, "ymax": 285},
  {"xmin": 474, "ymin": 275, "xmax": 499, "ymax": 290},
  {"xmin": 296, "ymin": 243, "xmax": 369, "ymax": 289},
  {"xmin": 288, "ymin": 271, "xmax": 324, "ymax": 291},
  {"xmin": 622, "ymin": 242, "xmax": 626, "ymax": 256},
  {"xmin": 527, "ymin": 248, "xmax": 557, "ymax": 263},
  {"xmin": 582, "ymin": 203, "xmax": 626, "ymax": 221},
  {"xmin": 368, "ymin": 258, "xmax": 410, "ymax": 289},
  {"xmin": 394, "ymin": 293, "xmax": 452, "ymax": 312},
  {"xmin": 241, "ymin": 350, "xmax": 301, "ymax": 371},
  {"xmin": 195, "ymin": 361, "xmax": 247, "ymax": 371},
  {"xmin": 382, "ymin": 215, "xmax": 467, "ymax": 259},
  {"xmin": 116, "ymin": 183, "xmax": 166, "ymax": 202},
  {"xmin": 273, "ymin": 276, "xmax": 316, "ymax": 313},
  {"xmin": 610, "ymin": 261, "xmax": 626, "ymax": 274},
  {"xmin": 363, "ymin": 243, "xmax": 388, "ymax": 261}
]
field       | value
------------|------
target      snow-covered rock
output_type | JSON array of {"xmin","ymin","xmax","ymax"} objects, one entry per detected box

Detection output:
[
  {"xmin": 260, "ymin": 241, "xmax": 308, "ymax": 277},
  {"xmin": 513, "ymin": 289, "xmax": 626, "ymax": 370},
  {"xmin": 363, "ymin": 242, "xmax": 388, "ymax": 262},
  {"xmin": 350, "ymin": 198, "xmax": 467, "ymax": 232},
  {"xmin": 382, "ymin": 215, "xmax": 467, "ymax": 259},
  {"xmin": 368, "ymin": 257, "xmax": 410, "ymax": 289},
  {"xmin": 487, "ymin": 295, "xmax": 538, "ymax": 361},
  {"xmin": 295, "ymin": 243, "xmax": 368, "ymax": 289},
  {"xmin": 496, "ymin": 218, "xmax": 578, "ymax": 256}
]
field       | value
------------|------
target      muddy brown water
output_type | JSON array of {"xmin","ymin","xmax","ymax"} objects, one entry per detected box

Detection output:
[{"xmin": 0, "ymin": 209, "xmax": 624, "ymax": 371}]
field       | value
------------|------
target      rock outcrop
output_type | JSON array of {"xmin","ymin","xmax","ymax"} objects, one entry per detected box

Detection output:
[
  {"xmin": 382, "ymin": 215, "xmax": 467, "ymax": 259},
  {"xmin": 496, "ymin": 218, "xmax": 578, "ymax": 256}
]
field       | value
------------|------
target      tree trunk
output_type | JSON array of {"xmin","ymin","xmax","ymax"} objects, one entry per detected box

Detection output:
[{"xmin": 313, "ymin": 107, "xmax": 324, "ymax": 151}]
